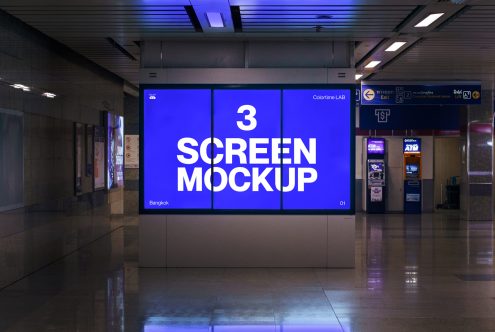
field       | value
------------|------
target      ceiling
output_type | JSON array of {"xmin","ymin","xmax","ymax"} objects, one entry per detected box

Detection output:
[{"xmin": 0, "ymin": 0, "xmax": 494, "ymax": 87}]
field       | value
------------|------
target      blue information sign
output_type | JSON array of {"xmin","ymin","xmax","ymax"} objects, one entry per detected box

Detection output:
[
  {"xmin": 403, "ymin": 138, "xmax": 421, "ymax": 153},
  {"xmin": 359, "ymin": 105, "xmax": 460, "ymax": 130},
  {"xmin": 142, "ymin": 86, "xmax": 354, "ymax": 213},
  {"xmin": 361, "ymin": 83, "xmax": 481, "ymax": 105}
]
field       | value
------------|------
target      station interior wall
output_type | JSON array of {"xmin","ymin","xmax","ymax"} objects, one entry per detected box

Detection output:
[
  {"xmin": 0, "ymin": 12, "xmax": 127, "ymax": 288},
  {"xmin": 0, "ymin": 12, "xmax": 124, "ymax": 210}
]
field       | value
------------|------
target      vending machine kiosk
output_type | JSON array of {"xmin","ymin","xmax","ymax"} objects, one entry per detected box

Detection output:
[
  {"xmin": 403, "ymin": 138, "xmax": 422, "ymax": 214},
  {"xmin": 366, "ymin": 138, "xmax": 386, "ymax": 213}
]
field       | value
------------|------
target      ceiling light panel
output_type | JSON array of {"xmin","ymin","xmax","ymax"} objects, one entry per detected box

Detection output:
[
  {"xmin": 385, "ymin": 42, "xmax": 407, "ymax": 52},
  {"xmin": 190, "ymin": 0, "xmax": 234, "ymax": 32},
  {"xmin": 42, "ymin": 92, "xmax": 57, "ymax": 98},
  {"xmin": 365, "ymin": 60, "xmax": 381, "ymax": 69},
  {"xmin": 414, "ymin": 13, "xmax": 445, "ymax": 28},
  {"xmin": 206, "ymin": 12, "xmax": 224, "ymax": 28}
]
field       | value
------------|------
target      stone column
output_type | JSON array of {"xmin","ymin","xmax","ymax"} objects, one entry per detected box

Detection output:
[
  {"xmin": 124, "ymin": 93, "xmax": 139, "ymax": 215},
  {"xmin": 461, "ymin": 85, "xmax": 493, "ymax": 221}
]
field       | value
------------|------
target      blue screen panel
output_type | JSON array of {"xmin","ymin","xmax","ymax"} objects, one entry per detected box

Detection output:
[
  {"xmin": 282, "ymin": 89, "xmax": 351, "ymax": 210},
  {"xmin": 213, "ymin": 89, "xmax": 281, "ymax": 209},
  {"xmin": 143, "ymin": 89, "xmax": 211, "ymax": 209},
  {"xmin": 142, "ymin": 86, "xmax": 354, "ymax": 214}
]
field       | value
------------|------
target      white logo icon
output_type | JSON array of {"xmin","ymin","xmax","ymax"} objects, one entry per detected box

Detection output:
[
  {"xmin": 463, "ymin": 91, "xmax": 471, "ymax": 100},
  {"xmin": 404, "ymin": 144, "xmax": 419, "ymax": 152},
  {"xmin": 363, "ymin": 89, "xmax": 375, "ymax": 101},
  {"xmin": 149, "ymin": 94, "xmax": 156, "ymax": 100},
  {"xmin": 375, "ymin": 109, "xmax": 391, "ymax": 123}
]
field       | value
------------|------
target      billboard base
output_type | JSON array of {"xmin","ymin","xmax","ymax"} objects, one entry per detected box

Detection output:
[{"xmin": 139, "ymin": 215, "xmax": 355, "ymax": 268}]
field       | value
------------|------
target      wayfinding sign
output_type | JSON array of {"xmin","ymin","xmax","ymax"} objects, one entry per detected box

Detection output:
[{"xmin": 361, "ymin": 82, "xmax": 481, "ymax": 105}]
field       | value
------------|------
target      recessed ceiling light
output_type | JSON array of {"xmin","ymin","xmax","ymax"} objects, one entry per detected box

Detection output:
[
  {"xmin": 355, "ymin": 74, "xmax": 363, "ymax": 80},
  {"xmin": 385, "ymin": 41, "xmax": 407, "ymax": 52},
  {"xmin": 42, "ymin": 92, "xmax": 56, "ymax": 98},
  {"xmin": 10, "ymin": 83, "xmax": 30, "ymax": 92},
  {"xmin": 206, "ymin": 12, "xmax": 224, "ymax": 28},
  {"xmin": 364, "ymin": 60, "xmax": 381, "ymax": 69},
  {"xmin": 414, "ymin": 13, "xmax": 445, "ymax": 28}
]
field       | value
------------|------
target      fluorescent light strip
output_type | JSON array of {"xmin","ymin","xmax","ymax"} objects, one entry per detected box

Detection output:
[
  {"xmin": 364, "ymin": 60, "xmax": 381, "ymax": 69},
  {"xmin": 385, "ymin": 41, "xmax": 407, "ymax": 52},
  {"xmin": 42, "ymin": 92, "xmax": 56, "ymax": 98},
  {"xmin": 414, "ymin": 13, "xmax": 444, "ymax": 28},
  {"xmin": 206, "ymin": 12, "xmax": 224, "ymax": 28},
  {"xmin": 10, "ymin": 83, "xmax": 31, "ymax": 92},
  {"xmin": 355, "ymin": 74, "xmax": 363, "ymax": 80}
]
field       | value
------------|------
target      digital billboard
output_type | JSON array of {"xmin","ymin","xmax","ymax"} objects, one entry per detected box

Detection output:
[
  {"xmin": 107, "ymin": 113, "xmax": 124, "ymax": 189},
  {"xmin": 403, "ymin": 137, "xmax": 421, "ymax": 153},
  {"xmin": 367, "ymin": 138, "xmax": 385, "ymax": 155},
  {"xmin": 141, "ymin": 85, "xmax": 354, "ymax": 214},
  {"xmin": 94, "ymin": 126, "xmax": 106, "ymax": 191}
]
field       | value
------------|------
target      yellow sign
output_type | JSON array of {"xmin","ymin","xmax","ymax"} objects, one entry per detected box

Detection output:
[
  {"xmin": 363, "ymin": 89, "xmax": 375, "ymax": 101},
  {"xmin": 472, "ymin": 90, "xmax": 480, "ymax": 100}
]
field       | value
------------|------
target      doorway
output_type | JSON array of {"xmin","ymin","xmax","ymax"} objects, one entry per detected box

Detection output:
[{"xmin": 434, "ymin": 137, "xmax": 461, "ymax": 209}]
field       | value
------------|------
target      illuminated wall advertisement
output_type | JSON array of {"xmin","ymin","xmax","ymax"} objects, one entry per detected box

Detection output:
[
  {"xmin": 94, "ymin": 126, "xmax": 106, "ymax": 190},
  {"xmin": 142, "ymin": 86, "xmax": 354, "ymax": 214},
  {"xmin": 403, "ymin": 137, "xmax": 421, "ymax": 153},
  {"xmin": 367, "ymin": 138, "xmax": 385, "ymax": 155},
  {"xmin": 107, "ymin": 113, "xmax": 124, "ymax": 189}
]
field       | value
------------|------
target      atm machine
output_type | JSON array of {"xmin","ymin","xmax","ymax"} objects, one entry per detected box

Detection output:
[
  {"xmin": 403, "ymin": 138, "xmax": 422, "ymax": 214},
  {"xmin": 366, "ymin": 138, "xmax": 386, "ymax": 213}
]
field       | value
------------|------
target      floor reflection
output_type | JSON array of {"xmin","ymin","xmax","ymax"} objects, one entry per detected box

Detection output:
[
  {"xmin": 107, "ymin": 268, "xmax": 125, "ymax": 331},
  {"xmin": 144, "ymin": 324, "xmax": 342, "ymax": 332},
  {"xmin": 0, "ymin": 212, "xmax": 495, "ymax": 332},
  {"xmin": 467, "ymin": 221, "xmax": 493, "ymax": 266},
  {"xmin": 366, "ymin": 217, "xmax": 384, "ymax": 290}
]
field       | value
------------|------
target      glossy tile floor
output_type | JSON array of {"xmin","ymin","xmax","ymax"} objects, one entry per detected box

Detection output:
[{"xmin": 1, "ymin": 213, "xmax": 495, "ymax": 331}]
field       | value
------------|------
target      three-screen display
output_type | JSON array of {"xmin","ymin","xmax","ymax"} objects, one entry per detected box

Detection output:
[{"xmin": 142, "ymin": 86, "xmax": 354, "ymax": 213}]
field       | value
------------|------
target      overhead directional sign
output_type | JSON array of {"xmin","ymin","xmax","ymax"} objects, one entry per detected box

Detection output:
[
  {"xmin": 360, "ymin": 105, "xmax": 460, "ymax": 130},
  {"xmin": 361, "ymin": 82, "xmax": 481, "ymax": 105}
]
